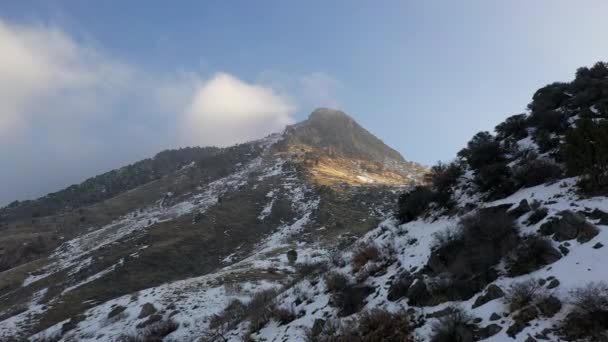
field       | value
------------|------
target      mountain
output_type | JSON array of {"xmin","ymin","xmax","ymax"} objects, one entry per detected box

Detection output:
[
  {"xmin": 3, "ymin": 63, "xmax": 608, "ymax": 342},
  {"xmin": 0, "ymin": 109, "xmax": 425, "ymax": 341}
]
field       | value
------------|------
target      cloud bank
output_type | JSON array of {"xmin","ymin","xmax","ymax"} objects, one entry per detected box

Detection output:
[{"xmin": 0, "ymin": 19, "xmax": 339, "ymax": 205}]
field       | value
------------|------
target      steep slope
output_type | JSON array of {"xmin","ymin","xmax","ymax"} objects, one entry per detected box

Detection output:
[
  {"xmin": 21, "ymin": 63, "xmax": 608, "ymax": 342},
  {"xmin": 0, "ymin": 109, "xmax": 424, "ymax": 341}
]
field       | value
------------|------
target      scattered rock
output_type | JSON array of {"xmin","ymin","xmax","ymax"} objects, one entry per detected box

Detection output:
[
  {"xmin": 473, "ymin": 317, "xmax": 483, "ymax": 324},
  {"xmin": 137, "ymin": 314, "xmax": 162, "ymax": 329},
  {"xmin": 527, "ymin": 208, "xmax": 549, "ymax": 226},
  {"xmin": 525, "ymin": 336, "xmax": 538, "ymax": 342},
  {"xmin": 477, "ymin": 324, "xmax": 502, "ymax": 339},
  {"xmin": 510, "ymin": 199, "xmax": 531, "ymax": 217},
  {"xmin": 489, "ymin": 313, "xmax": 501, "ymax": 321},
  {"xmin": 107, "ymin": 305, "xmax": 126, "ymax": 319},
  {"xmin": 311, "ymin": 318, "xmax": 325, "ymax": 337},
  {"xmin": 593, "ymin": 242, "xmax": 604, "ymax": 249},
  {"xmin": 558, "ymin": 245, "xmax": 570, "ymax": 256},
  {"xmin": 407, "ymin": 279, "xmax": 432, "ymax": 306},
  {"xmin": 506, "ymin": 321, "xmax": 527, "ymax": 338},
  {"xmin": 517, "ymin": 306, "xmax": 540, "ymax": 323},
  {"xmin": 547, "ymin": 279, "xmax": 560, "ymax": 289},
  {"xmin": 539, "ymin": 211, "xmax": 598, "ymax": 242},
  {"xmin": 426, "ymin": 306, "xmax": 456, "ymax": 319},
  {"xmin": 472, "ymin": 284, "xmax": 505, "ymax": 309},
  {"xmin": 538, "ymin": 278, "xmax": 547, "ymax": 286},
  {"xmin": 138, "ymin": 303, "xmax": 157, "ymax": 319},
  {"xmin": 581, "ymin": 208, "xmax": 608, "ymax": 225},
  {"xmin": 537, "ymin": 296, "xmax": 562, "ymax": 317},
  {"xmin": 61, "ymin": 314, "xmax": 86, "ymax": 335}
]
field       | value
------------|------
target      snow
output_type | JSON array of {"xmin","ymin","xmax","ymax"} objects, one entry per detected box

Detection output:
[{"xmin": 22, "ymin": 157, "xmax": 264, "ymax": 288}]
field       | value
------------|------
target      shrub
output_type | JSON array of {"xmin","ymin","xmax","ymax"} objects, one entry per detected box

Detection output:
[
  {"xmin": 397, "ymin": 186, "xmax": 434, "ymax": 223},
  {"xmin": 307, "ymin": 309, "xmax": 417, "ymax": 342},
  {"xmin": 530, "ymin": 110, "xmax": 568, "ymax": 134},
  {"xmin": 458, "ymin": 131, "xmax": 505, "ymax": 170},
  {"xmin": 286, "ymin": 250, "xmax": 298, "ymax": 264},
  {"xmin": 247, "ymin": 289, "xmax": 279, "ymax": 333},
  {"xmin": 425, "ymin": 161, "xmax": 464, "ymax": 209},
  {"xmin": 271, "ymin": 306, "xmax": 296, "ymax": 325},
  {"xmin": 430, "ymin": 307, "xmax": 478, "ymax": 342},
  {"xmin": 473, "ymin": 162, "xmax": 517, "ymax": 199},
  {"xmin": 495, "ymin": 114, "xmax": 529, "ymax": 140},
  {"xmin": 325, "ymin": 272, "xmax": 373, "ymax": 317},
  {"xmin": 119, "ymin": 319, "xmax": 179, "ymax": 342},
  {"xmin": 506, "ymin": 234, "xmax": 561, "ymax": 276},
  {"xmin": 208, "ymin": 299, "xmax": 247, "ymax": 332},
  {"xmin": 562, "ymin": 118, "xmax": 608, "ymax": 194},
  {"xmin": 504, "ymin": 279, "xmax": 543, "ymax": 312},
  {"xmin": 295, "ymin": 261, "xmax": 328, "ymax": 279},
  {"xmin": 426, "ymin": 210, "xmax": 518, "ymax": 301},
  {"xmin": 533, "ymin": 130, "xmax": 561, "ymax": 153},
  {"xmin": 560, "ymin": 282, "xmax": 608, "ymax": 341},
  {"xmin": 527, "ymin": 82, "xmax": 570, "ymax": 116},
  {"xmin": 513, "ymin": 158, "xmax": 563, "ymax": 188},
  {"xmin": 571, "ymin": 282, "xmax": 608, "ymax": 314},
  {"xmin": 351, "ymin": 242, "xmax": 380, "ymax": 271}
]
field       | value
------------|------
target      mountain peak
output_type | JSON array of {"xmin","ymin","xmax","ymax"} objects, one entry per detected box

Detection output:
[
  {"xmin": 308, "ymin": 107, "xmax": 354, "ymax": 123},
  {"xmin": 287, "ymin": 108, "xmax": 405, "ymax": 163},
  {"xmin": 279, "ymin": 109, "xmax": 427, "ymax": 187}
]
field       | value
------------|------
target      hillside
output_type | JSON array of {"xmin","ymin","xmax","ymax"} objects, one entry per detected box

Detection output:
[
  {"xmin": 2, "ymin": 62, "xmax": 608, "ymax": 342},
  {"xmin": 0, "ymin": 109, "xmax": 425, "ymax": 341}
]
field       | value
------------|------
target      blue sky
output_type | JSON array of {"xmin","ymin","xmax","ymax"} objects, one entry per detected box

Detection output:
[{"xmin": 1, "ymin": 1, "xmax": 608, "ymax": 205}]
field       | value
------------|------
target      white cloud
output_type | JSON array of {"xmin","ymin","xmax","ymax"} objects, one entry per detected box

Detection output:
[
  {"xmin": 0, "ymin": 20, "xmax": 132, "ymax": 140},
  {"xmin": 181, "ymin": 73, "xmax": 295, "ymax": 147}
]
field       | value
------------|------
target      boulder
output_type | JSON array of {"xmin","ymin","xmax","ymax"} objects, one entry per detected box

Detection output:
[
  {"xmin": 472, "ymin": 284, "xmax": 505, "ymax": 309},
  {"xmin": 426, "ymin": 306, "xmax": 457, "ymax": 319},
  {"xmin": 539, "ymin": 211, "xmax": 598, "ymax": 242},
  {"xmin": 489, "ymin": 313, "xmax": 501, "ymax": 321},
  {"xmin": 311, "ymin": 319, "xmax": 326, "ymax": 337},
  {"xmin": 477, "ymin": 324, "xmax": 502, "ymax": 339},
  {"xmin": 407, "ymin": 279, "xmax": 432, "ymax": 306},
  {"xmin": 510, "ymin": 199, "xmax": 531, "ymax": 218},
  {"xmin": 138, "ymin": 303, "xmax": 157, "ymax": 319},
  {"xmin": 537, "ymin": 296, "xmax": 562, "ymax": 317},
  {"xmin": 546, "ymin": 279, "xmax": 560, "ymax": 289}
]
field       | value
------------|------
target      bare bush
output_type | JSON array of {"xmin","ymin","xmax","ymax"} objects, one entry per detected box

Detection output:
[
  {"xmin": 560, "ymin": 282, "xmax": 608, "ymax": 341},
  {"xmin": 351, "ymin": 242, "xmax": 380, "ymax": 271},
  {"xmin": 505, "ymin": 279, "xmax": 544, "ymax": 312},
  {"xmin": 431, "ymin": 307, "xmax": 478, "ymax": 342},
  {"xmin": 325, "ymin": 272, "xmax": 373, "ymax": 317},
  {"xmin": 307, "ymin": 308, "xmax": 417, "ymax": 342}
]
